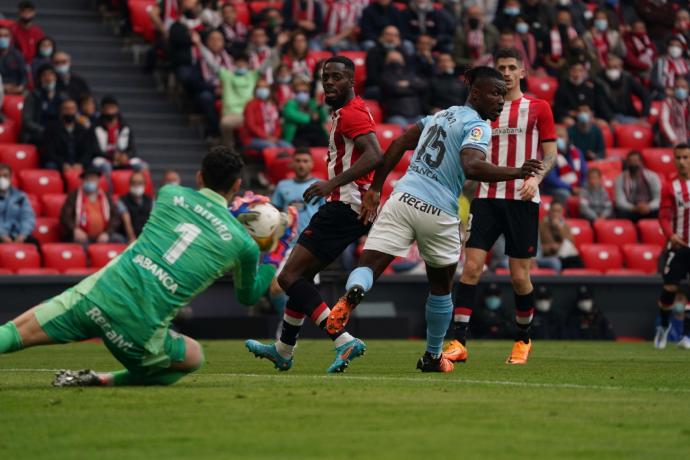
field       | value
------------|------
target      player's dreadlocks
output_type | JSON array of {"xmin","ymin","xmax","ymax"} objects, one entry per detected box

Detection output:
[
  {"xmin": 464, "ymin": 66, "xmax": 504, "ymax": 88},
  {"xmin": 202, "ymin": 145, "xmax": 245, "ymax": 193}
]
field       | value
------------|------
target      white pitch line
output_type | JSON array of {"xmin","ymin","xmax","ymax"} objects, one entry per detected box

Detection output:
[{"xmin": 3, "ymin": 369, "xmax": 689, "ymax": 394}]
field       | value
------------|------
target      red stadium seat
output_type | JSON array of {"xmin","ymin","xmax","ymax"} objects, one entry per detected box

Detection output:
[
  {"xmin": 375, "ymin": 124, "xmax": 403, "ymax": 151},
  {"xmin": 41, "ymin": 243, "xmax": 87, "ymax": 272},
  {"xmin": 88, "ymin": 243, "xmax": 127, "ymax": 268},
  {"xmin": 110, "ymin": 169, "xmax": 154, "ymax": 196},
  {"xmin": 587, "ymin": 159, "xmax": 621, "ymax": 176},
  {"xmin": 600, "ymin": 170, "xmax": 617, "ymax": 201},
  {"xmin": 605, "ymin": 268, "xmax": 647, "ymax": 276},
  {"xmin": 526, "ymin": 76, "xmax": 558, "ymax": 104},
  {"xmin": 2, "ymin": 94, "xmax": 24, "ymax": 131},
  {"xmin": 248, "ymin": 1, "xmax": 283, "ymax": 15},
  {"xmin": 596, "ymin": 120, "xmax": 614, "ymax": 149},
  {"xmin": 579, "ymin": 244, "xmax": 623, "ymax": 272},
  {"xmin": 637, "ymin": 219, "xmax": 666, "ymax": 246},
  {"xmin": 593, "ymin": 219, "xmax": 637, "ymax": 246},
  {"xmin": 394, "ymin": 151, "xmax": 414, "ymax": 174},
  {"xmin": 337, "ymin": 51, "xmax": 366, "ymax": 94},
  {"xmin": 310, "ymin": 50, "xmax": 333, "ymax": 63},
  {"xmin": 129, "ymin": 0, "xmax": 157, "ymax": 42},
  {"xmin": 26, "ymin": 193, "xmax": 41, "ymax": 216},
  {"xmin": 63, "ymin": 169, "xmax": 108, "ymax": 193},
  {"xmin": 18, "ymin": 169, "xmax": 64, "ymax": 196},
  {"xmin": 31, "ymin": 217, "xmax": 61, "ymax": 244},
  {"xmin": 641, "ymin": 148, "xmax": 675, "ymax": 179},
  {"xmin": 0, "ymin": 243, "xmax": 41, "ymax": 272},
  {"xmin": 539, "ymin": 195, "xmax": 553, "ymax": 219},
  {"xmin": 363, "ymin": 99, "xmax": 383, "ymax": 124},
  {"xmin": 622, "ymin": 244, "xmax": 662, "ymax": 274},
  {"xmin": 64, "ymin": 267, "xmax": 99, "ymax": 276},
  {"xmin": 0, "ymin": 144, "xmax": 38, "ymax": 172},
  {"xmin": 648, "ymin": 100, "xmax": 662, "ymax": 126},
  {"xmin": 561, "ymin": 268, "xmax": 602, "ymax": 276},
  {"xmin": 41, "ymin": 193, "xmax": 67, "ymax": 218},
  {"xmin": 262, "ymin": 146, "xmax": 294, "ymax": 168},
  {"xmin": 614, "ymin": 124, "xmax": 653, "ymax": 150},
  {"xmin": 0, "ymin": 268, "xmax": 12, "ymax": 275},
  {"xmin": 605, "ymin": 147, "xmax": 629, "ymax": 160},
  {"xmin": 232, "ymin": 1, "xmax": 251, "ymax": 26},
  {"xmin": 266, "ymin": 156, "xmax": 294, "ymax": 184},
  {"xmin": 565, "ymin": 195, "xmax": 579, "ymax": 218},
  {"xmin": 16, "ymin": 268, "xmax": 59, "ymax": 275},
  {"xmin": 565, "ymin": 219, "xmax": 594, "ymax": 249},
  {"xmin": 381, "ymin": 172, "xmax": 404, "ymax": 202},
  {"xmin": 310, "ymin": 147, "xmax": 329, "ymax": 180},
  {"xmin": 0, "ymin": 118, "xmax": 17, "ymax": 143}
]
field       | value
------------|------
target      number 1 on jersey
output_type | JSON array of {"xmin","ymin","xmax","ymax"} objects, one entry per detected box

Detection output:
[{"xmin": 164, "ymin": 223, "xmax": 201, "ymax": 264}]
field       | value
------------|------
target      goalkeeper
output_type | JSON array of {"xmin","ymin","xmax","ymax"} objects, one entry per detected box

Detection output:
[{"xmin": 0, "ymin": 147, "xmax": 276, "ymax": 387}]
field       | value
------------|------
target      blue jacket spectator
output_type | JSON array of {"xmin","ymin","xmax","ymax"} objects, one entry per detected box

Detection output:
[
  {"xmin": 0, "ymin": 25, "xmax": 27, "ymax": 94},
  {"xmin": 0, "ymin": 164, "xmax": 35, "ymax": 243}
]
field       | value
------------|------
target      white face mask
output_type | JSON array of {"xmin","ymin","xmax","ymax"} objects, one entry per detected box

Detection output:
[
  {"xmin": 130, "ymin": 185, "xmax": 145, "ymax": 197},
  {"xmin": 606, "ymin": 68, "xmax": 621, "ymax": 81},
  {"xmin": 535, "ymin": 299, "xmax": 552, "ymax": 313},
  {"xmin": 0, "ymin": 176, "xmax": 10, "ymax": 191},
  {"xmin": 578, "ymin": 299, "xmax": 593, "ymax": 313},
  {"xmin": 669, "ymin": 45, "xmax": 683, "ymax": 59}
]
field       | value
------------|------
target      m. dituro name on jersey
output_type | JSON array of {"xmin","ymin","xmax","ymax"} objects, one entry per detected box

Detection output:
[
  {"xmin": 133, "ymin": 254, "xmax": 179, "ymax": 294},
  {"xmin": 172, "ymin": 195, "xmax": 233, "ymax": 241}
]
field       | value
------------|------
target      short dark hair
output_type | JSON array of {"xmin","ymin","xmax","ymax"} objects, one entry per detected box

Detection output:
[
  {"xmin": 100, "ymin": 95, "xmax": 119, "ymax": 107},
  {"xmin": 36, "ymin": 63, "xmax": 55, "ymax": 79},
  {"xmin": 494, "ymin": 47, "xmax": 523, "ymax": 64},
  {"xmin": 294, "ymin": 146, "xmax": 311, "ymax": 157},
  {"xmin": 201, "ymin": 146, "xmax": 244, "ymax": 194},
  {"xmin": 0, "ymin": 163, "xmax": 11, "ymax": 174},
  {"xmin": 18, "ymin": 1, "xmax": 35, "ymax": 11},
  {"xmin": 324, "ymin": 56, "xmax": 355, "ymax": 74},
  {"xmin": 674, "ymin": 143, "xmax": 690, "ymax": 151},
  {"xmin": 61, "ymin": 98, "xmax": 77, "ymax": 107},
  {"xmin": 627, "ymin": 150, "xmax": 642, "ymax": 160},
  {"xmin": 233, "ymin": 51, "xmax": 249, "ymax": 63},
  {"xmin": 464, "ymin": 65, "xmax": 504, "ymax": 88},
  {"xmin": 588, "ymin": 167, "xmax": 602, "ymax": 177}
]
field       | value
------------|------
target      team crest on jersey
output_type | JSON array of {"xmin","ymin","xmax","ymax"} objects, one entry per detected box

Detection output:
[{"xmin": 469, "ymin": 127, "xmax": 483, "ymax": 142}]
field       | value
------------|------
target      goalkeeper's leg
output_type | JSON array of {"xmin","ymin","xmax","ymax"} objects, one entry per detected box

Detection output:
[{"xmin": 0, "ymin": 306, "xmax": 56, "ymax": 354}]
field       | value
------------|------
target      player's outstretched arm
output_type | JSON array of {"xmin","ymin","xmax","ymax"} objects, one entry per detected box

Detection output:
[
  {"xmin": 461, "ymin": 147, "xmax": 544, "ymax": 182},
  {"xmin": 233, "ymin": 243, "xmax": 277, "ymax": 306},
  {"xmin": 303, "ymin": 132, "xmax": 383, "ymax": 203}
]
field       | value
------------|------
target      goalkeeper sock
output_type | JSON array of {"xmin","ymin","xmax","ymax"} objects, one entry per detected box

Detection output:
[
  {"xmin": 269, "ymin": 291, "xmax": 288, "ymax": 318},
  {"xmin": 110, "ymin": 369, "xmax": 190, "ymax": 386},
  {"xmin": 346, "ymin": 267, "xmax": 374, "ymax": 292},
  {"xmin": 425, "ymin": 294, "xmax": 453, "ymax": 358},
  {"xmin": 0, "ymin": 322, "xmax": 23, "ymax": 354}
]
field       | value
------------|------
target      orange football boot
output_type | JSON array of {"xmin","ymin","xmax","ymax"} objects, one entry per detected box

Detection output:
[
  {"xmin": 442, "ymin": 339, "xmax": 468, "ymax": 363},
  {"xmin": 506, "ymin": 340, "xmax": 532, "ymax": 364}
]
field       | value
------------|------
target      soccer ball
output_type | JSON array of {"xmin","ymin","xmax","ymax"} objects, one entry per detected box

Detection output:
[{"xmin": 242, "ymin": 203, "xmax": 281, "ymax": 251}]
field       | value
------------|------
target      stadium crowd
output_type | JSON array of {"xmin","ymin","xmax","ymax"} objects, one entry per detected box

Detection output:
[{"xmin": 0, "ymin": 0, "xmax": 689, "ymax": 279}]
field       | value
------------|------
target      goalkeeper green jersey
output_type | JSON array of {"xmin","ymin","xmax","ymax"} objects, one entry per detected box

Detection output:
[{"xmin": 70, "ymin": 185, "xmax": 275, "ymax": 350}]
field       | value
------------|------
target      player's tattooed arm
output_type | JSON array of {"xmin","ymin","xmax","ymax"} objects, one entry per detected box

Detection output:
[
  {"xmin": 518, "ymin": 140, "xmax": 556, "ymax": 201},
  {"xmin": 302, "ymin": 132, "xmax": 383, "ymax": 203},
  {"xmin": 461, "ymin": 147, "xmax": 544, "ymax": 182},
  {"xmin": 539, "ymin": 141, "xmax": 558, "ymax": 178}
]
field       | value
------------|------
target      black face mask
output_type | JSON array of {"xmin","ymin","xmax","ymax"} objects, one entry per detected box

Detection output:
[
  {"xmin": 102, "ymin": 113, "xmax": 117, "ymax": 123},
  {"xmin": 468, "ymin": 18, "xmax": 480, "ymax": 30},
  {"xmin": 387, "ymin": 62, "xmax": 404, "ymax": 71},
  {"xmin": 62, "ymin": 114, "xmax": 76, "ymax": 123},
  {"xmin": 183, "ymin": 9, "xmax": 197, "ymax": 19},
  {"xmin": 19, "ymin": 16, "xmax": 34, "ymax": 24},
  {"xmin": 628, "ymin": 165, "xmax": 640, "ymax": 174}
]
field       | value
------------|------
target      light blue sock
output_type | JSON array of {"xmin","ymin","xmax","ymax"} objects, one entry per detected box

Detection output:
[
  {"xmin": 269, "ymin": 291, "xmax": 288, "ymax": 318},
  {"xmin": 346, "ymin": 267, "xmax": 374, "ymax": 292},
  {"xmin": 425, "ymin": 294, "xmax": 453, "ymax": 356}
]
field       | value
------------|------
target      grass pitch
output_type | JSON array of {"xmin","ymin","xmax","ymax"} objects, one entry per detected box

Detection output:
[{"xmin": 1, "ymin": 340, "xmax": 689, "ymax": 460}]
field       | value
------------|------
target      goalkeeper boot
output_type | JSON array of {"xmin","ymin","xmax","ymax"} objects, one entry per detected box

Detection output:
[
  {"xmin": 52, "ymin": 369, "xmax": 103, "ymax": 387},
  {"xmin": 327, "ymin": 338, "xmax": 367, "ymax": 373},
  {"xmin": 245, "ymin": 340, "xmax": 293, "ymax": 371},
  {"xmin": 326, "ymin": 285, "xmax": 365, "ymax": 334},
  {"xmin": 416, "ymin": 352, "xmax": 454, "ymax": 373},
  {"xmin": 654, "ymin": 325, "xmax": 672, "ymax": 349},
  {"xmin": 442, "ymin": 339, "xmax": 468, "ymax": 363},
  {"xmin": 506, "ymin": 339, "xmax": 532, "ymax": 364}
]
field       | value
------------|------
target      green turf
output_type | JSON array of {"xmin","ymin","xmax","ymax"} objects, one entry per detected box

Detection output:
[{"xmin": 1, "ymin": 340, "xmax": 689, "ymax": 460}]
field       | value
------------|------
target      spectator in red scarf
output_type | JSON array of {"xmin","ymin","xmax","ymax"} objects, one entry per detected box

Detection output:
[
  {"xmin": 583, "ymin": 9, "xmax": 626, "ymax": 68},
  {"xmin": 651, "ymin": 37, "xmax": 690, "ymax": 100},
  {"xmin": 544, "ymin": 7, "xmax": 579, "ymax": 76},
  {"xmin": 10, "ymin": 1, "xmax": 44, "ymax": 63},
  {"xmin": 542, "ymin": 125, "xmax": 587, "ymax": 203},
  {"xmin": 59, "ymin": 166, "xmax": 124, "ymax": 244},
  {"xmin": 659, "ymin": 77, "xmax": 690, "ymax": 147},
  {"xmin": 452, "ymin": 5, "xmax": 498, "ymax": 71},
  {"xmin": 217, "ymin": 2, "xmax": 248, "ymax": 55},
  {"xmin": 91, "ymin": 96, "xmax": 145, "ymax": 176},
  {"xmin": 321, "ymin": 0, "xmax": 365, "ymax": 52},
  {"xmin": 624, "ymin": 20, "xmax": 657, "ymax": 82},
  {"xmin": 614, "ymin": 150, "xmax": 661, "ymax": 222},
  {"xmin": 272, "ymin": 63, "xmax": 294, "ymax": 109},
  {"xmin": 247, "ymin": 27, "xmax": 274, "ymax": 75},
  {"xmin": 281, "ymin": 30, "xmax": 317, "ymax": 82},
  {"xmin": 241, "ymin": 79, "xmax": 290, "ymax": 151},
  {"xmin": 282, "ymin": 0, "xmax": 323, "ymax": 40}
]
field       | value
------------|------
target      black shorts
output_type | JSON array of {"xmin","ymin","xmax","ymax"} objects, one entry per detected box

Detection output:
[
  {"xmin": 465, "ymin": 198, "xmax": 539, "ymax": 259},
  {"xmin": 297, "ymin": 201, "xmax": 371, "ymax": 264},
  {"xmin": 662, "ymin": 245, "xmax": 690, "ymax": 285}
]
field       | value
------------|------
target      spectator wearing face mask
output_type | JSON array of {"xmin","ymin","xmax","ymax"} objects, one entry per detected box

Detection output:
[
  {"xmin": 565, "ymin": 286, "xmax": 614, "ymax": 340},
  {"xmin": 651, "ymin": 37, "xmax": 690, "ymax": 100},
  {"xmin": 471, "ymin": 283, "xmax": 515, "ymax": 340},
  {"xmin": 91, "ymin": 96, "xmax": 144, "ymax": 175},
  {"xmin": 540, "ymin": 201, "xmax": 584, "ymax": 269},
  {"xmin": 579, "ymin": 168, "xmax": 613, "ymax": 222},
  {"xmin": 364, "ymin": 25, "xmax": 407, "ymax": 99},
  {"xmin": 659, "ymin": 77, "xmax": 690, "ymax": 147},
  {"xmin": 10, "ymin": 1, "xmax": 44, "ymax": 63},
  {"xmin": 567, "ymin": 104, "xmax": 605, "ymax": 160},
  {"xmin": 21, "ymin": 64, "xmax": 61, "ymax": 146},
  {"xmin": 30, "ymin": 36, "xmax": 54, "ymax": 84},
  {"xmin": 359, "ymin": 0, "xmax": 407, "ymax": 51},
  {"xmin": 519, "ymin": 0, "xmax": 553, "ymax": 42},
  {"xmin": 59, "ymin": 166, "xmax": 124, "ymax": 245},
  {"xmin": 272, "ymin": 63, "xmax": 294, "ymax": 109},
  {"xmin": 542, "ymin": 126, "xmax": 587, "ymax": 203},
  {"xmin": 452, "ymin": 5, "xmax": 498, "ymax": 71},
  {"xmin": 380, "ymin": 50, "xmax": 427, "ymax": 128},
  {"xmin": 41, "ymin": 98, "xmax": 93, "ymax": 174},
  {"xmin": 281, "ymin": 78, "xmax": 328, "ymax": 147},
  {"xmin": 532, "ymin": 286, "xmax": 564, "ymax": 340},
  {"xmin": 624, "ymin": 20, "xmax": 657, "ymax": 82},
  {"xmin": 53, "ymin": 51, "xmax": 90, "ymax": 102},
  {"xmin": 117, "ymin": 171, "xmax": 153, "ymax": 243},
  {"xmin": 409, "ymin": 34, "xmax": 436, "ymax": 80},
  {"xmin": 566, "ymin": 36, "xmax": 602, "ymax": 80},
  {"xmin": 241, "ymin": 79, "xmax": 290, "ymax": 151},
  {"xmin": 582, "ymin": 9, "xmax": 626, "ymax": 67},
  {"xmin": 553, "ymin": 62, "xmax": 596, "ymax": 123},
  {"xmin": 512, "ymin": 17, "xmax": 538, "ymax": 73},
  {"xmin": 0, "ymin": 25, "xmax": 26, "ymax": 95},
  {"xmin": 492, "ymin": 0, "xmax": 521, "ymax": 34},
  {"xmin": 544, "ymin": 8, "xmax": 579, "ymax": 77},
  {"xmin": 614, "ymin": 150, "xmax": 661, "ymax": 222},
  {"xmin": 428, "ymin": 53, "xmax": 467, "ymax": 114},
  {"xmin": 401, "ymin": 0, "xmax": 455, "ymax": 53},
  {"xmin": 594, "ymin": 53, "xmax": 651, "ymax": 124},
  {"xmin": 0, "ymin": 163, "xmax": 35, "ymax": 245},
  {"xmin": 218, "ymin": 52, "xmax": 258, "ymax": 147}
]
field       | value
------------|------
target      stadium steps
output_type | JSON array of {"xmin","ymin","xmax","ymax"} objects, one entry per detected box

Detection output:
[{"xmin": 0, "ymin": 0, "xmax": 207, "ymax": 186}]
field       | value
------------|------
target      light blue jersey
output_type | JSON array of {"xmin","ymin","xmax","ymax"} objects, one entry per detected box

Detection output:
[
  {"xmin": 394, "ymin": 105, "xmax": 491, "ymax": 216},
  {"xmin": 272, "ymin": 177, "xmax": 325, "ymax": 239}
]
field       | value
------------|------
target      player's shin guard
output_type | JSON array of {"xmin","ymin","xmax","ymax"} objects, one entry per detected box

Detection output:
[
  {"xmin": 514, "ymin": 291, "xmax": 535, "ymax": 343},
  {"xmin": 425, "ymin": 294, "xmax": 453, "ymax": 357},
  {"xmin": 346, "ymin": 267, "xmax": 374, "ymax": 293},
  {"xmin": 453, "ymin": 282, "xmax": 477, "ymax": 345},
  {"xmin": 659, "ymin": 288, "xmax": 675, "ymax": 328},
  {"xmin": 0, "ymin": 322, "xmax": 23, "ymax": 354}
]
